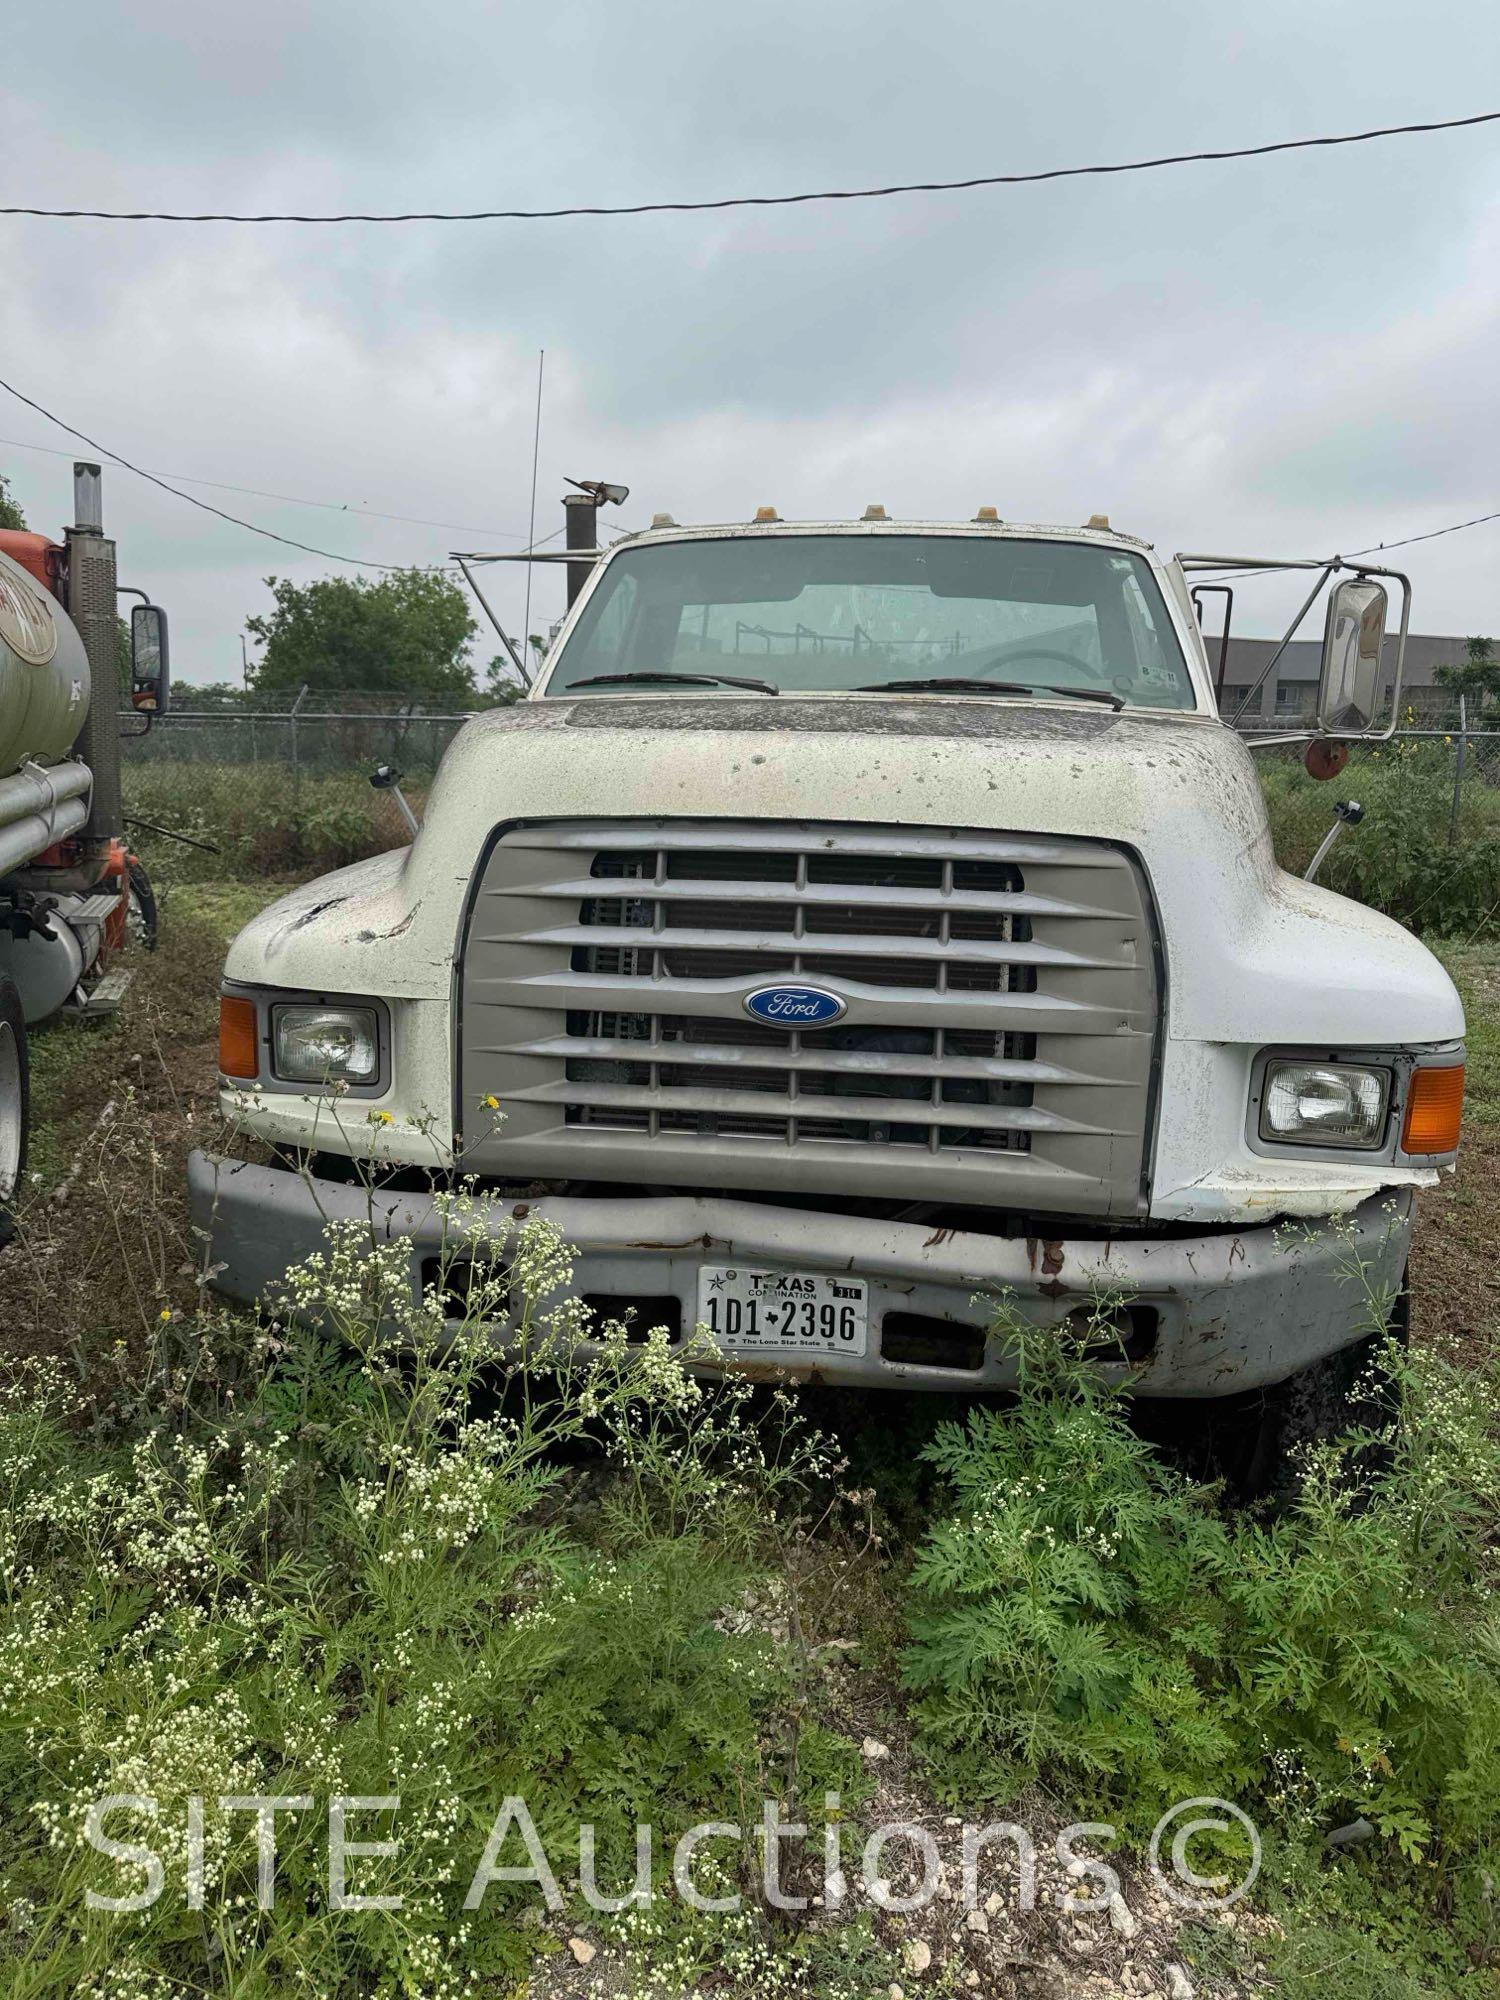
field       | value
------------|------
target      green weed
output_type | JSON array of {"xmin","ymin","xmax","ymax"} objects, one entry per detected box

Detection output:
[
  {"xmin": 902, "ymin": 1281, "xmax": 1500, "ymax": 1972},
  {"xmin": 1259, "ymin": 747, "xmax": 1500, "ymax": 935},
  {"xmin": 0, "ymin": 1197, "xmax": 862, "ymax": 1997},
  {"xmin": 125, "ymin": 767, "xmax": 410, "ymax": 885}
]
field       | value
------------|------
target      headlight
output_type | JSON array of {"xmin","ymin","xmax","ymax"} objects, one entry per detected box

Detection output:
[
  {"xmin": 271, "ymin": 1004, "xmax": 379, "ymax": 1084},
  {"xmin": 1259, "ymin": 1060, "xmax": 1390, "ymax": 1149}
]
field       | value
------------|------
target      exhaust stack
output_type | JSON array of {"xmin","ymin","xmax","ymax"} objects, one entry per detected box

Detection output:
[{"xmin": 63, "ymin": 462, "xmax": 122, "ymax": 855}]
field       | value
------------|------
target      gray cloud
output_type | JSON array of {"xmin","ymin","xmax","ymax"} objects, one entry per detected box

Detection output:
[{"xmin": 2, "ymin": 0, "xmax": 1497, "ymax": 681}]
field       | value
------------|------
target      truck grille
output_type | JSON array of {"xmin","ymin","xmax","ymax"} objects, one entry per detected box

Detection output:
[{"xmin": 460, "ymin": 820, "xmax": 1159, "ymax": 1216}]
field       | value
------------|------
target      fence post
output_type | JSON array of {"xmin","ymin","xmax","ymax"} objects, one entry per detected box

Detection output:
[
  {"xmin": 290, "ymin": 683, "xmax": 310, "ymax": 801},
  {"xmin": 1449, "ymin": 693, "xmax": 1468, "ymax": 847}
]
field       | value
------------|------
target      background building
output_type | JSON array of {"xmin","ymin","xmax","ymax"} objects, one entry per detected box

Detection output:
[{"xmin": 1212, "ymin": 633, "xmax": 1476, "ymax": 722}]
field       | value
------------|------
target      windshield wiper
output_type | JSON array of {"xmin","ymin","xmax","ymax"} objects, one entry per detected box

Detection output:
[
  {"xmin": 855, "ymin": 676, "xmax": 1125, "ymax": 711},
  {"xmin": 1037, "ymin": 685, "xmax": 1125, "ymax": 710},
  {"xmin": 853, "ymin": 678, "xmax": 1035, "ymax": 698},
  {"xmin": 565, "ymin": 670, "xmax": 780, "ymax": 695}
]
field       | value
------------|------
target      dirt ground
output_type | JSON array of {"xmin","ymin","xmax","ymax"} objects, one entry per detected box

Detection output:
[
  {"xmin": 8, "ymin": 882, "xmax": 277, "ymax": 1368},
  {"xmin": 1408, "ymin": 948, "xmax": 1500, "ymax": 1368},
  {"xmin": 1411, "ymin": 1130, "xmax": 1500, "ymax": 1364}
]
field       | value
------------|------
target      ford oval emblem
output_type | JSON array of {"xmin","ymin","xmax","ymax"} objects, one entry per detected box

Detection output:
[{"xmin": 743, "ymin": 983, "xmax": 848, "ymax": 1027}]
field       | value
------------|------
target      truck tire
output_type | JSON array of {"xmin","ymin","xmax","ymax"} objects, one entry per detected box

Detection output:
[
  {"xmin": 1220, "ymin": 1284, "xmax": 1409, "ymax": 1506},
  {"xmin": 0, "ymin": 975, "xmax": 29, "ymax": 1247}
]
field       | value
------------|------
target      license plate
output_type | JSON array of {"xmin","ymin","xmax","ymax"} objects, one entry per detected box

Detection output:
[{"xmin": 696, "ymin": 1266, "xmax": 869, "ymax": 1360}]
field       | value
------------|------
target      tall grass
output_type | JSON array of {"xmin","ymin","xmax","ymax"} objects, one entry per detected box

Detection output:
[
  {"xmin": 124, "ymin": 767, "xmax": 412, "ymax": 883},
  {"xmin": 1259, "ymin": 742, "xmax": 1500, "ymax": 935}
]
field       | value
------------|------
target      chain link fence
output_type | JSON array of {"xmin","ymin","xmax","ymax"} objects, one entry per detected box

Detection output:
[
  {"xmin": 1238, "ymin": 705, "xmax": 1500, "ymax": 825},
  {"xmin": 120, "ymin": 691, "xmax": 479, "ymax": 881},
  {"xmin": 125, "ymin": 689, "xmax": 475, "ymax": 777}
]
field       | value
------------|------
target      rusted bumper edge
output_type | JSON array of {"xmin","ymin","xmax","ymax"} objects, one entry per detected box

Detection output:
[{"xmin": 186, "ymin": 1152, "xmax": 1412, "ymax": 1398}]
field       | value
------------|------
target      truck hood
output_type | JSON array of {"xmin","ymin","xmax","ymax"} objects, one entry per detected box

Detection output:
[{"xmin": 227, "ymin": 694, "xmax": 1463, "ymax": 1051}]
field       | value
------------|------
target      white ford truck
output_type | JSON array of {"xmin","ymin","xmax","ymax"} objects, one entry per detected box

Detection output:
[{"xmin": 190, "ymin": 512, "xmax": 1464, "ymax": 1457}]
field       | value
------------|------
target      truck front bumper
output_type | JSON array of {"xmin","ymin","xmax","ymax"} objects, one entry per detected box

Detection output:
[{"xmin": 187, "ymin": 1153, "xmax": 1411, "ymax": 1398}]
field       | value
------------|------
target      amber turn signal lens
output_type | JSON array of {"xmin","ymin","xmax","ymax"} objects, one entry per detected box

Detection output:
[
  {"xmin": 218, "ymin": 995, "xmax": 259, "ymax": 1080},
  {"xmin": 1402, "ymin": 1063, "xmax": 1464, "ymax": 1155}
]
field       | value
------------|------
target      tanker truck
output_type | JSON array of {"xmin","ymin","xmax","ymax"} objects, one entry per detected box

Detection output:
[{"xmin": 0, "ymin": 463, "xmax": 170, "ymax": 1231}]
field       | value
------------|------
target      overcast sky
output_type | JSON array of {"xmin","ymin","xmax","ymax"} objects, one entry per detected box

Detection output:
[{"xmin": 2, "ymin": 0, "xmax": 1497, "ymax": 687}]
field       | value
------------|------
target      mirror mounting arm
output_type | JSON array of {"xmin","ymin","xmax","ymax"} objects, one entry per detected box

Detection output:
[
  {"xmin": 370, "ymin": 764, "xmax": 420, "ymax": 838},
  {"xmin": 1176, "ymin": 552, "xmax": 1411, "ymax": 745},
  {"xmin": 1189, "ymin": 583, "xmax": 1234, "ymax": 702},
  {"xmin": 1230, "ymin": 563, "xmax": 1337, "ymax": 729},
  {"xmin": 455, "ymin": 555, "xmax": 531, "ymax": 691}
]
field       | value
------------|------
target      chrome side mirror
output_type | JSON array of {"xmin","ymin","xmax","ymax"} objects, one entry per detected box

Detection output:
[{"xmin": 1316, "ymin": 578, "xmax": 1387, "ymax": 734}]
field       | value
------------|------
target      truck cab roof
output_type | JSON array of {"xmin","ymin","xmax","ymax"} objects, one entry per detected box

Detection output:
[{"xmin": 611, "ymin": 512, "xmax": 1155, "ymax": 551}]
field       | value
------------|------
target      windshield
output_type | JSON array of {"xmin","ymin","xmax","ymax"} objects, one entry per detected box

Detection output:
[{"xmin": 543, "ymin": 533, "xmax": 1196, "ymax": 709}]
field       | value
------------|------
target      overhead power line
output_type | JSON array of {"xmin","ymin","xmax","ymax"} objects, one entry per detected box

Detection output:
[
  {"xmin": 1192, "ymin": 506, "xmax": 1500, "ymax": 585},
  {"xmin": 0, "ymin": 373, "xmax": 458, "ymax": 571},
  {"xmin": 1346, "ymin": 507, "xmax": 1500, "ymax": 558},
  {"xmin": 2, "ymin": 110, "xmax": 1496, "ymax": 225},
  {"xmin": 0, "ymin": 431, "xmax": 527, "ymax": 540}
]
